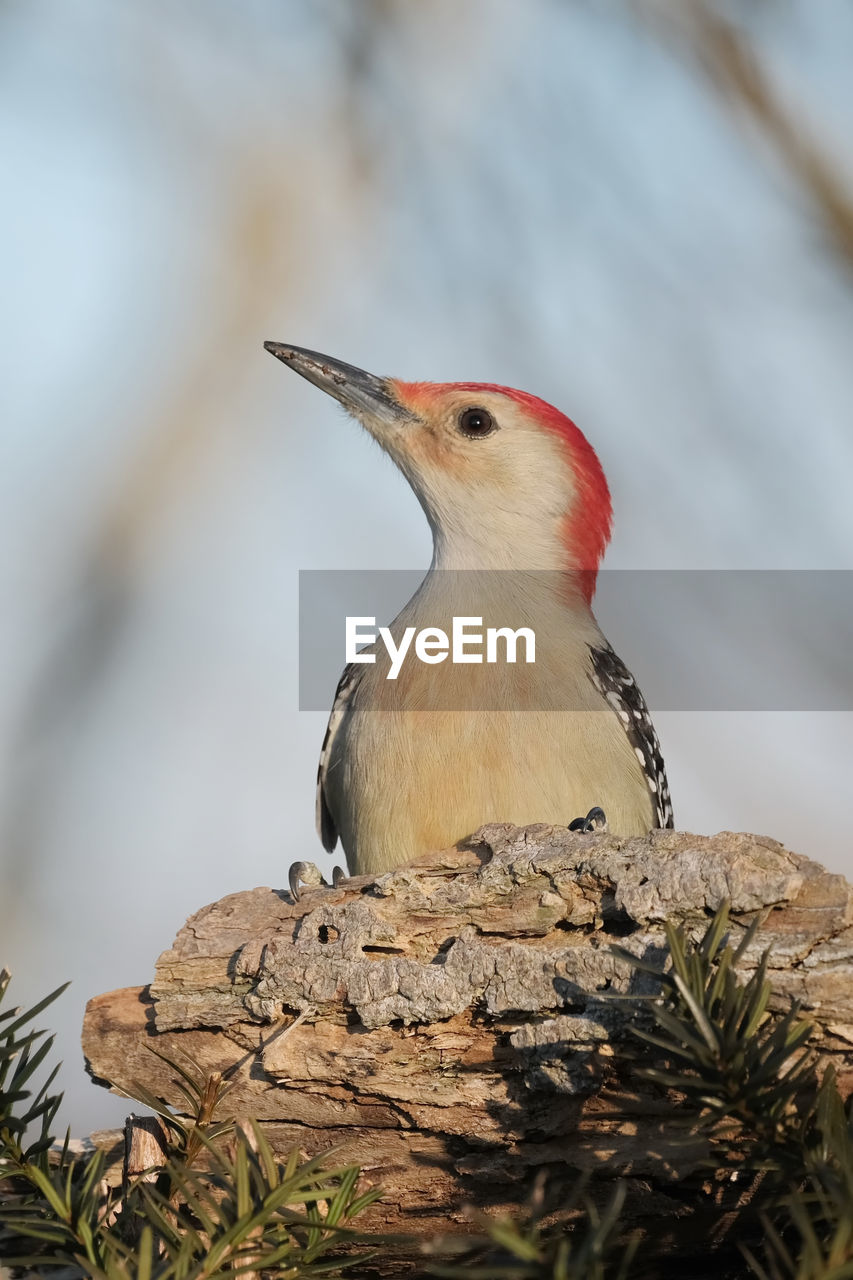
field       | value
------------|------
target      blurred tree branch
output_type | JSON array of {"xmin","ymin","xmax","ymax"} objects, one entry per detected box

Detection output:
[{"xmin": 646, "ymin": 0, "xmax": 853, "ymax": 271}]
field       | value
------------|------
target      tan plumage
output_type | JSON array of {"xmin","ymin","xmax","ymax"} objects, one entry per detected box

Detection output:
[{"xmin": 265, "ymin": 343, "xmax": 673, "ymax": 879}]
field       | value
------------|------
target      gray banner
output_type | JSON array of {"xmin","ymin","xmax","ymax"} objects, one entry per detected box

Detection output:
[{"xmin": 298, "ymin": 570, "xmax": 853, "ymax": 711}]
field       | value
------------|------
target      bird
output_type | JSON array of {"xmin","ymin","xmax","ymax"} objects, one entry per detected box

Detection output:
[{"xmin": 264, "ymin": 342, "xmax": 673, "ymax": 896}]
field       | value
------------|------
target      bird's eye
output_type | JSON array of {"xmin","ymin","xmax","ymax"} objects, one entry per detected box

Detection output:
[{"xmin": 458, "ymin": 407, "xmax": 496, "ymax": 438}]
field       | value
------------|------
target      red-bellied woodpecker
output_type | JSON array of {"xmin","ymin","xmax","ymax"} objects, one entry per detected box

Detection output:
[{"xmin": 265, "ymin": 343, "xmax": 673, "ymax": 896}]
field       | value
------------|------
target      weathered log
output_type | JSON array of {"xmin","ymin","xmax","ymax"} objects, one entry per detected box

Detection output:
[{"xmin": 82, "ymin": 824, "xmax": 853, "ymax": 1263}]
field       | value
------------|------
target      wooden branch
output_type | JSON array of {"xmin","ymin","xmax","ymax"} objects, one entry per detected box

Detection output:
[
  {"xmin": 82, "ymin": 824, "xmax": 853, "ymax": 1260},
  {"xmin": 123, "ymin": 1115, "xmax": 169, "ymax": 1187}
]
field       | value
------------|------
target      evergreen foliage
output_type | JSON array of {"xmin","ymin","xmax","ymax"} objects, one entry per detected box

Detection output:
[
  {"xmin": 3, "ymin": 905, "xmax": 853, "ymax": 1277},
  {"xmin": 437, "ymin": 907, "xmax": 853, "ymax": 1278},
  {"xmin": 0, "ymin": 968, "xmax": 381, "ymax": 1277},
  {"xmin": 619, "ymin": 908, "xmax": 853, "ymax": 1276}
]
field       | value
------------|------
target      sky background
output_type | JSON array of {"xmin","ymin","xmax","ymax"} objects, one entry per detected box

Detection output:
[{"xmin": 1, "ymin": 0, "xmax": 852, "ymax": 1134}]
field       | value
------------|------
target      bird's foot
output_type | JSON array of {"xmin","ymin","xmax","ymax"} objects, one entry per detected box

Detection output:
[
  {"xmin": 288, "ymin": 861, "xmax": 348, "ymax": 902},
  {"xmin": 568, "ymin": 806, "xmax": 608, "ymax": 833}
]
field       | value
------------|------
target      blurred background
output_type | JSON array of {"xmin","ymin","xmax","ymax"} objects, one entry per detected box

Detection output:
[{"xmin": 1, "ymin": 0, "xmax": 852, "ymax": 1135}]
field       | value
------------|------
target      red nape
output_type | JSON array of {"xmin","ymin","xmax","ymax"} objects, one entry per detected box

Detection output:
[{"xmin": 394, "ymin": 380, "xmax": 613, "ymax": 602}]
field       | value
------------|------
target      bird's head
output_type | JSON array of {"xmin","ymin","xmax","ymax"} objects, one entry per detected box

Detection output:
[{"xmin": 265, "ymin": 343, "xmax": 612, "ymax": 601}]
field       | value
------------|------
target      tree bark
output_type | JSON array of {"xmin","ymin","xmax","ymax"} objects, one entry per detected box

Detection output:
[{"xmin": 82, "ymin": 824, "xmax": 853, "ymax": 1264}]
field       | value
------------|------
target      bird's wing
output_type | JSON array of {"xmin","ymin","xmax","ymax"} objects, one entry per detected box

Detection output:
[
  {"xmin": 588, "ymin": 643, "xmax": 674, "ymax": 829},
  {"xmin": 316, "ymin": 662, "xmax": 364, "ymax": 852}
]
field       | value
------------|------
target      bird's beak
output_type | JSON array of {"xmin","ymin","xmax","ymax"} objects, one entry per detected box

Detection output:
[{"xmin": 264, "ymin": 342, "xmax": 415, "ymax": 424}]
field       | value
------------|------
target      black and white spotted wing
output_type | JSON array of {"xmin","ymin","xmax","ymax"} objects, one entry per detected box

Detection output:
[
  {"xmin": 316, "ymin": 662, "xmax": 364, "ymax": 852},
  {"xmin": 589, "ymin": 644, "xmax": 674, "ymax": 829}
]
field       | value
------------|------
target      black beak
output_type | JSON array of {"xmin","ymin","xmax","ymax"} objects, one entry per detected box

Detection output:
[{"xmin": 264, "ymin": 342, "xmax": 414, "ymax": 423}]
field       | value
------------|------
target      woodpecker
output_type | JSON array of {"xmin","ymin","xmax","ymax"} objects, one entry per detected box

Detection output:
[{"xmin": 265, "ymin": 343, "xmax": 673, "ymax": 893}]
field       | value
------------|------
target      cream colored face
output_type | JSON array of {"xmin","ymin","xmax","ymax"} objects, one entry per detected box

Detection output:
[
  {"xmin": 263, "ymin": 345, "xmax": 597, "ymax": 573},
  {"xmin": 365, "ymin": 385, "xmax": 578, "ymax": 548}
]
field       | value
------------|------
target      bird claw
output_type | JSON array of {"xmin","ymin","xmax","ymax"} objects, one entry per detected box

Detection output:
[
  {"xmin": 568, "ymin": 806, "xmax": 608, "ymax": 834},
  {"xmin": 288, "ymin": 860, "xmax": 325, "ymax": 902},
  {"xmin": 288, "ymin": 861, "xmax": 348, "ymax": 902}
]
